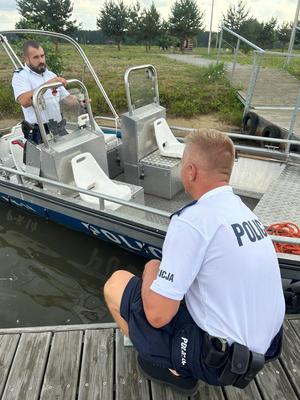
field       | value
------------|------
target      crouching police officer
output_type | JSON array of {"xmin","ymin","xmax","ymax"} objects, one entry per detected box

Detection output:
[{"xmin": 104, "ymin": 129, "xmax": 285, "ymax": 395}]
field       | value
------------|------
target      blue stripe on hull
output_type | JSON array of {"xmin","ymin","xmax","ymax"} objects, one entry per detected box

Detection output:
[{"xmin": 0, "ymin": 192, "xmax": 162, "ymax": 259}]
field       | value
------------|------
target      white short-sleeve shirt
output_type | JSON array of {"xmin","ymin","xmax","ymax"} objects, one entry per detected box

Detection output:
[
  {"xmin": 12, "ymin": 64, "xmax": 69, "ymax": 124},
  {"xmin": 151, "ymin": 186, "xmax": 285, "ymax": 354}
]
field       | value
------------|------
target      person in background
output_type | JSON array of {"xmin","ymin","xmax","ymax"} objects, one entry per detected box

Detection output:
[
  {"xmin": 12, "ymin": 40, "xmax": 80, "ymax": 144},
  {"xmin": 104, "ymin": 129, "xmax": 285, "ymax": 395}
]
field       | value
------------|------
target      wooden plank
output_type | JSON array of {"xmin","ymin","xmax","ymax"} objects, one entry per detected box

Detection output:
[
  {"xmin": 224, "ymin": 381, "xmax": 262, "ymax": 400},
  {"xmin": 151, "ymin": 382, "xmax": 190, "ymax": 400},
  {"xmin": 0, "ymin": 322, "xmax": 117, "ymax": 335},
  {"xmin": 192, "ymin": 381, "xmax": 225, "ymax": 400},
  {"xmin": 0, "ymin": 334, "xmax": 20, "ymax": 397},
  {"xmin": 78, "ymin": 329, "xmax": 114, "ymax": 400},
  {"xmin": 255, "ymin": 359, "xmax": 298, "ymax": 400},
  {"xmin": 115, "ymin": 330, "xmax": 150, "ymax": 400},
  {"xmin": 40, "ymin": 330, "xmax": 83, "ymax": 400},
  {"xmin": 2, "ymin": 332, "xmax": 51, "ymax": 400},
  {"xmin": 279, "ymin": 321, "xmax": 300, "ymax": 397},
  {"xmin": 289, "ymin": 319, "xmax": 300, "ymax": 340}
]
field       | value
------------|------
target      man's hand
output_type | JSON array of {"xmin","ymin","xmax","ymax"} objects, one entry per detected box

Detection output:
[
  {"xmin": 46, "ymin": 76, "xmax": 67, "ymax": 86},
  {"xmin": 16, "ymin": 76, "xmax": 68, "ymax": 108}
]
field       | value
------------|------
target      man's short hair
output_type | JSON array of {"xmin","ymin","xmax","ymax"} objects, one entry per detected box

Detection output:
[
  {"xmin": 23, "ymin": 40, "xmax": 41, "ymax": 56},
  {"xmin": 186, "ymin": 128, "xmax": 235, "ymax": 177}
]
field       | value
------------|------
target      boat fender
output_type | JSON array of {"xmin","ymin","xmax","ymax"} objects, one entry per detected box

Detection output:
[
  {"xmin": 261, "ymin": 125, "xmax": 281, "ymax": 148},
  {"xmin": 242, "ymin": 112, "xmax": 259, "ymax": 135}
]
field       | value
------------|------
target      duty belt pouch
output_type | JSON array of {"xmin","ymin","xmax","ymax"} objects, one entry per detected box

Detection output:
[
  {"xmin": 234, "ymin": 351, "xmax": 265, "ymax": 389},
  {"xmin": 218, "ymin": 342, "xmax": 250, "ymax": 386},
  {"xmin": 202, "ymin": 333, "xmax": 228, "ymax": 368},
  {"xmin": 21, "ymin": 120, "xmax": 35, "ymax": 142}
]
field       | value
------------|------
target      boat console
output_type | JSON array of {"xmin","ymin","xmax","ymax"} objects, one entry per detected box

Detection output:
[{"xmin": 122, "ymin": 65, "xmax": 184, "ymax": 199}]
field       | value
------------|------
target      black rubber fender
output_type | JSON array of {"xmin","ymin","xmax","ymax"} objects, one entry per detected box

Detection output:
[
  {"xmin": 242, "ymin": 112, "xmax": 259, "ymax": 135},
  {"xmin": 260, "ymin": 125, "xmax": 281, "ymax": 148}
]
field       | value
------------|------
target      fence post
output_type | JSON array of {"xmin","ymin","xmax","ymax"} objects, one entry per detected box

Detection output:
[
  {"xmin": 231, "ymin": 38, "xmax": 240, "ymax": 79},
  {"xmin": 286, "ymin": 86, "xmax": 300, "ymax": 154},
  {"xmin": 244, "ymin": 51, "xmax": 263, "ymax": 116},
  {"xmin": 217, "ymin": 28, "xmax": 223, "ymax": 63}
]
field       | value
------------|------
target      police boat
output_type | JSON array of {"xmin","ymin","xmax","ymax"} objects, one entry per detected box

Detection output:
[{"xmin": 1, "ymin": 30, "xmax": 300, "ymax": 288}]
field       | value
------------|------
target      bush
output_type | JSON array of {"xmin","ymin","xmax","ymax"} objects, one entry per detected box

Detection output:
[{"xmin": 0, "ymin": 84, "xmax": 20, "ymax": 119}]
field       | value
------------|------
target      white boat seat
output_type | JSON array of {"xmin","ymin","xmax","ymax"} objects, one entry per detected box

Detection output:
[
  {"xmin": 9, "ymin": 138, "xmax": 26, "ymax": 172},
  {"xmin": 71, "ymin": 152, "xmax": 131, "ymax": 210},
  {"xmin": 154, "ymin": 118, "xmax": 185, "ymax": 158}
]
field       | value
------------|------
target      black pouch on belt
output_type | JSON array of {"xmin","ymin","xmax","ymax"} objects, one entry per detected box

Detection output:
[
  {"xmin": 202, "ymin": 332, "xmax": 229, "ymax": 369},
  {"xmin": 21, "ymin": 120, "xmax": 35, "ymax": 141}
]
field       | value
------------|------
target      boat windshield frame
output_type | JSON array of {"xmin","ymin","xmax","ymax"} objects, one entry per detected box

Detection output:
[
  {"xmin": 32, "ymin": 78, "xmax": 95, "ymax": 148},
  {"xmin": 0, "ymin": 29, "xmax": 120, "ymax": 123}
]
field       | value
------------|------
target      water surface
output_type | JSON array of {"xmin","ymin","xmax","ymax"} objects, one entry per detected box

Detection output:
[{"xmin": 0, "ymin": 202, "xmax": 145, "ymax": 329}]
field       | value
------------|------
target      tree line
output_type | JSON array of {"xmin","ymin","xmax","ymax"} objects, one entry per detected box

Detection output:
[{"xmin": 15, "ymin": 0, "xmax": 298, "ymax": 51}]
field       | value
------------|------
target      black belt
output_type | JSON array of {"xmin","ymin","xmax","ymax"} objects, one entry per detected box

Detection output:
[{"xmin": 202, "ymin": 327, "xmax": 283, "ymax": 388}]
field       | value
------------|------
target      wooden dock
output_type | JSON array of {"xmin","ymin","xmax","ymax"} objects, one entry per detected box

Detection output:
[
  {"xmin": 228, "ymin": 64, "xmax": 300, "ymax": 139},
  {"xmin": 165, "ymin": 54, "xmax": 300, "ymax": 140},
  {"xmin": 0, "ymin": 316, "xmax": 299, "ymax": 399}
]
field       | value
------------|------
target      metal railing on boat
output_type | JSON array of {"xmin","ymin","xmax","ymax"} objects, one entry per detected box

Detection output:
[
  {"xmin": 1, "ymin": 164, "xmax": 300, "ymax": 247},
  {"xmin": 0, "ymin": 164, "xmax": 170, "ymax": 219}
]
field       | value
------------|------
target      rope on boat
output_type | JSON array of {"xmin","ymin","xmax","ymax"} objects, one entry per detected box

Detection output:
[{"xmin": 266, "ymin": 222, "xmax": 300, "ymax": 255}]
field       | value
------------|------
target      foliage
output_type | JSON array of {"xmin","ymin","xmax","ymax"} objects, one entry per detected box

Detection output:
[
  {"xmin": 204, "ymin": 62, "xmax": 225, "ymax": 80},
  {"xmin": 257, "ymin": 17, "xmax": 277, "ymax": 49},
  {"xmin": 158, "ymin": 21, "xmax": 178, "ymax": 50},
  {"xmin": 0, "ymin": 86, "xmax": 21, "ymax": 119},
  {"xmin": 169, "ymin": 0, "xmax": 204, "ymax": 50},
  {"xmin": 97, "ymin": 0, "xmax": 129, "ymax": 50},
  {"xmin": 0, "ymin": 44, "xmax": 244, "ymax": 126},
  {"xmin": 223, "ymin": 0, "xmax": 250, "ymax": 49},
  {"xmin": 223, "ymin": 0, "xmax": 249, "ymax": 31},
  {"xmin": 139, "ymin": 3, "xmax": 161, "ymax": 51},
  {"xmin": 277, "ymin": 22, "xmax": 292, "ymax": 51},
  {"xmin": 127, "ymin": 1, "xmax": 142, "ymax": 43},
  {"xmin": 15, "ymin": 0, "xmax": 80, "ymax": 34}
]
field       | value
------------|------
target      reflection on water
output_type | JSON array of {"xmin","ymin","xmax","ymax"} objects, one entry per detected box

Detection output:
[{"xmin": 0, "ymin": 202, "xmax": 145, "ymax": 329}]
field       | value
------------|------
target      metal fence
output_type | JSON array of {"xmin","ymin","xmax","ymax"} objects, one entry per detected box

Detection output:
[{"xmin": 217, "ymin": 26, "xmax": 300, "ymax": 154}]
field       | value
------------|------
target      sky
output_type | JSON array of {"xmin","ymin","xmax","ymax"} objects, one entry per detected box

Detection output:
[{"xmin": 0, "ymin": 0, "xmax": 298, "ymax": 32}]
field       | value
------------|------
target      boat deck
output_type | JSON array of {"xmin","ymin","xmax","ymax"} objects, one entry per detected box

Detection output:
[
  {"xmin": 0, "ymin": 316, "xmax": 299, "ymax": 400},
  {"xmin": 254, "ymin": 164, "xmax": 300, "ymax": 227}
]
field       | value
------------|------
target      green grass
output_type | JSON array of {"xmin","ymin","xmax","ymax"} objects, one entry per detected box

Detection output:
[
  {"xmin": 193, "ymin": 47, "xmax": 300, "ymax": 79},
  {"xmin": 0, "ymin": 44, "xmax": 243, "ymax": 125}
]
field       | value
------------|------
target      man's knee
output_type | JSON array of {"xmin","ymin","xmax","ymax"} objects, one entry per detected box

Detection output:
[{"xmin": 104, "ymin": 270, "xmax": 134, "ymax": 306}]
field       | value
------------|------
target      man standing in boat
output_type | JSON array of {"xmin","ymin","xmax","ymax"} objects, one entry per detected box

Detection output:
[
  {"xmin": 11, "ymin": 40, "xmax": 78, "ymax": 145},
  {"xmin": 104, "ymin": 129, "xmax": 285, "ymax": 394}
]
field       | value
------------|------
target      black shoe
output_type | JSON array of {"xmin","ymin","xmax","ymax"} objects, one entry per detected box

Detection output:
[{"xmin": 137, "ymin": 355, "xmax": 198, "ymax": 395}]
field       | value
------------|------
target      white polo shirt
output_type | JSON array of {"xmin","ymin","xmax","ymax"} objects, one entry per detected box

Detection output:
[
  {"xmin": 12, "ymin": 64, "xmax": 69, "ymax": 124},
  {"xmin": 151, "ymin": 186, "xmax": 285, "ymax": 354}
]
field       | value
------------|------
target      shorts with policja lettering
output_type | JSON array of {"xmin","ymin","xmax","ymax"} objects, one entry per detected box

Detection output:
[{"xmin": 120, "ymin": 276, "xmax": 220, "ymax": 384}]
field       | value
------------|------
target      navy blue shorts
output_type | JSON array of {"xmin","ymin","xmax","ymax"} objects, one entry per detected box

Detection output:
[{"xmin": 120, "ymin": 276, "xmax": 220, "ymax": 384}]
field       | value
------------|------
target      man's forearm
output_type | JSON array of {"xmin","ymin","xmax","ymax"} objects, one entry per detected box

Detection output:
[{"xmin": 141, "ymin": 262, "xmax": 160, "ymax": 301}]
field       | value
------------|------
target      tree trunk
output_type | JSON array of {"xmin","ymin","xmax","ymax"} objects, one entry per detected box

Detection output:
[
  {"xmin": 180, "ymin": 40, "xmax": 184, "ymax": 53},
  {"xmin": 118, "ymin": 42, "xmax": 121, "ymax": 51}
]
